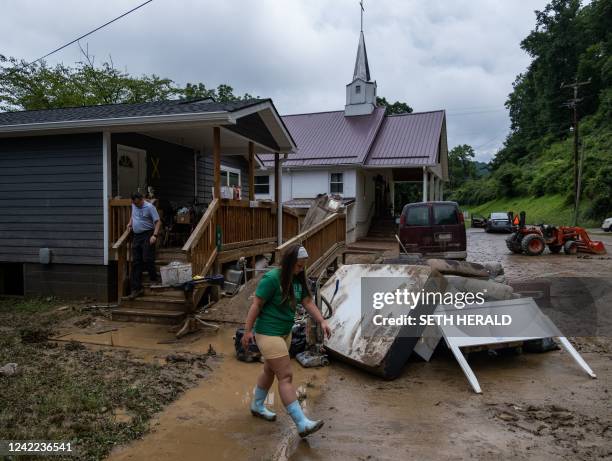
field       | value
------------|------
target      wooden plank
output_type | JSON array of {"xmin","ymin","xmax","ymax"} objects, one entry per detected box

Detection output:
[
  {"xmin": 221, "ymin": 237, "xmax": 276, "ymax": 251},
  {"xmin": 277, "ymin": 214, "xmax": 339, "ymax": 252},
  {"xmin": 307, "ymin": 243, "xmax": 345, "ymax": 278},
  {"xmin": 213, "ymin": 126, "xmax": 221, "ymax": 200},
  {"xmin": 182, "ymin": 198, "xmax": 219, "ymax": 252},
  {"xmin": 217, "ymin": 242, "xmax": 277, "ymax": 264},
  {"xmin": 274, "ymin": 152, "xmax": 281, "ymax": 244},
  {"xmin": 248, "ymin": 141, "xmax": 255, "ymax": 201}
]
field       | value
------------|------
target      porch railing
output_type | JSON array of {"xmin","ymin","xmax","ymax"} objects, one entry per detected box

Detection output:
[
  {"xmin": 110, "ymin": 198, "xmax": 303, "ymax": 297},
  {"xmin": 283, "ymin": 207, "xmax": 300, "ymax": 241},
  {"xmin": 182, "ymin": 198, "xmax": 220, "ymax": 276},
  {"xmin": 217, "ymin": 200, "xmax": 277, "ymax": 250},
  {"xmin": 109, "ymin": 199, "xmax": 132, "ymax": 247},
  {"xmin": 276, "ymin": 212, "xmax": 346, "ymax": 277}
]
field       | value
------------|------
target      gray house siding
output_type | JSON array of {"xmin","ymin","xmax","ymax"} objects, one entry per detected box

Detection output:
[
  {"xmin": 0, "ymin": 133, "xmax": 104, "ymax": 265},
  {"xmin": 198, "ymin": 154, "xmax": 250, "ymax": 203},
  {"xmin": 0, "ymin": 133, "xmax": 113, "ymax": 301}
]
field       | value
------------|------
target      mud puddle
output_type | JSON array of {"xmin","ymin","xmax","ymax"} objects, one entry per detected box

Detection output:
[{"xmin": 108, "ymin": 327, "xmax": 329, "ymax": 461}]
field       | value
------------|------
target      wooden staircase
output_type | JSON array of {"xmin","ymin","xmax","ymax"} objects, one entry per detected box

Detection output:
[
  {"xmin": 366, "ymin": 216, "xmax": 397, "ymax": 241},
  {"xmin": 111, "ymin": 248, "xmax": 190, "ymax": 325}
]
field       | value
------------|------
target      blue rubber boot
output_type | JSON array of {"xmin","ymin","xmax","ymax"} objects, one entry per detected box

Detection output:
[
  {"xmin": 286, "ymin": 400, "xmax": 324, "ymax": 438},
  {"xmin": 250, "ymin": 386, "xmax": 276, "ymax": 421}
]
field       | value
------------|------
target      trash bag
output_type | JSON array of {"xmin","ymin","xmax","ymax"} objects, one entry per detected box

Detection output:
[
  {"xmin": 234, "ymin": 328, "xmax": 261, "ymax": 363},
  {"xmin": 289, "ymin": 322, "xmax": 307, "ymax": 358}
]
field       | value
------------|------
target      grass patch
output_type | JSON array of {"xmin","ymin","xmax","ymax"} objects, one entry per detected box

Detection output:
[
  {"xmin": 0, "ymin": 297, "xmax": 212, "ymax": 460},
  {"xmin": 464, "ymin": 194, "xmax": 600, "ymax": 227}
]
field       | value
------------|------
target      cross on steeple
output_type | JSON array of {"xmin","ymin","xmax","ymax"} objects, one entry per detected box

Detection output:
[{"xmin": 360, "ymin": 0, "xmax": 364, "ymax": 31}]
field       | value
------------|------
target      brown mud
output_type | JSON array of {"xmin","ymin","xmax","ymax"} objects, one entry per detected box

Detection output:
[{"xmin": 102, "ymin": 229, "xmax": 612, "ymax": 460}]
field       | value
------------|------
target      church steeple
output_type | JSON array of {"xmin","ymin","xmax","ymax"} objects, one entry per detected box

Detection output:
[
  {"xmin": 353, "ymin": 31, "xmax": 371, "ymax": 82},
  {"xmin": 345, "ymin": 8, "xmax": 377, "ymax": 117}
]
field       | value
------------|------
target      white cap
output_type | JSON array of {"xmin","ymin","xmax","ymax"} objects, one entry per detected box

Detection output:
[{"xmin": 297, "ymin": 246, "xmax": 309, "ymax": 259}]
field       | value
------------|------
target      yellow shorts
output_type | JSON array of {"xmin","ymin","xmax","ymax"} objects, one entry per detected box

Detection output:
[{"xmin": 255, "ymin": 333, "xmax": 292, "ymax": 360}]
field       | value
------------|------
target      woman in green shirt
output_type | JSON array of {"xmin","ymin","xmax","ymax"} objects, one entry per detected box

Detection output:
[{"xmin": 242, "ymin": 244, "xmax": 331, "ymax": 438}]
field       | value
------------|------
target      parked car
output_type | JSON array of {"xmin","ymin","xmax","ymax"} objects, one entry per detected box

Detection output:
[
  {"xmin": 602, "ymin": 217, "xmax": 612, "ymax": 232},
  {"xmin": 485, "ymin": 212, "xmax": 512, "ymax": 233},
  {"xmin": 398, "ymin": 201, "xmax": 467, "ymax": 260},
  {"xmin": 471, "ymin": 214, "xmax": 487, "ymax": 228}
]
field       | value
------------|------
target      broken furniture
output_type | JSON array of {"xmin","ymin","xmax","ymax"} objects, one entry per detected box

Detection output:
[{"xmin": 435, "ymin": 298, "xmax": 596, "ymax": 393}]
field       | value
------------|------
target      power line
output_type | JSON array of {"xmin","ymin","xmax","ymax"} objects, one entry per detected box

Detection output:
[{"xmin": 27, "ymin": 0, "xmax": 154, "ymax": 66}]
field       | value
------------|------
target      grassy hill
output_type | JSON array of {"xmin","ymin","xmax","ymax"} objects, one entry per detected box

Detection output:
[{"xmin": 465, "ymin": 194, "xmax": 602, "ymax": 228}]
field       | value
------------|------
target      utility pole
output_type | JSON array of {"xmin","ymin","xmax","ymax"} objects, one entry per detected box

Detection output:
[{"xmin": 561, "ymin": 78, "xmax": 590, "ymax": 226}]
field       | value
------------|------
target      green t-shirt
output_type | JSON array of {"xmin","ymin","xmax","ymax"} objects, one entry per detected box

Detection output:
[{"xmin": 253, "ymin": 268, "xmax": 306, "ymax": 336}]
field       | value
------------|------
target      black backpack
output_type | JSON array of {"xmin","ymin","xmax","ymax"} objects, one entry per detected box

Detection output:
[{"xmin": 234, "ymin": 328, "xmax": 261, "ymax": 362}]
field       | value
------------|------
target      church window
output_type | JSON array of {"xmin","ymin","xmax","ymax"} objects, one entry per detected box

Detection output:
[{"xmin": 330, "ymin": 173, "xmax": 344, "ymax": 194}]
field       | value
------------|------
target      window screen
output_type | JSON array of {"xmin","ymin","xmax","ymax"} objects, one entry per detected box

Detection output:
[
  {"xmin": 330, "ymin": 173, "xmax": 343, "ymax": 194},
  {"xmin": 433, "ymin": 204, "xmax": 459, "ymax": 225},
  {"xmin": 254, "ymin": 175, "xmax": 270, "ymax": 194},
  {"xmin": 405, "ymin": 206, "xmax": 430, "ymax": 226}
]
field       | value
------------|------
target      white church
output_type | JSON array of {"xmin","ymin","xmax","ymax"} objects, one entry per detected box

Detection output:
[{"xmin": 256, "ymin": 24, "xmax": 448, "ymax": 243}]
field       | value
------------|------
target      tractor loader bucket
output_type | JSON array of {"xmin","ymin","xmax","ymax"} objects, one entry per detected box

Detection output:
[{"xmin": 585, "ymin": 240, "xmax": 606, "ymax": 255}]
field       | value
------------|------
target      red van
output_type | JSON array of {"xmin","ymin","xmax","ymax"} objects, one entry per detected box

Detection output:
[{"xmin": 398, "ymin": 201, "xmax": 467, "ymax": 260}]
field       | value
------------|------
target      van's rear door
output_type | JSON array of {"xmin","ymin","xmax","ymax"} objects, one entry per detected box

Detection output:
[
  {"xmin": 399, "ymin": 204, "xmax": 433, "ymax": 252},
  {"xmin": 431, "ymin": 203, "xmax": 466, "ymax": 253}
]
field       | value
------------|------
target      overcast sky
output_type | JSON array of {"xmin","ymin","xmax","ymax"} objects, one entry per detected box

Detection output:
[{"xmin": 1, "ymin": 0, "xmax": 550, "ymax": 162}]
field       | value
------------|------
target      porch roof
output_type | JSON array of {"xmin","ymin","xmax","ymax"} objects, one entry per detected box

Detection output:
[{"xmin": 0, "ymin": 98, "xmax": 296, "ymax": 153}]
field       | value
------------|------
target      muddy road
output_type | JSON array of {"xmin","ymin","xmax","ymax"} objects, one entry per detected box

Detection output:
[{"xmin": 107, "ymin": 229, "xmax": 612, "ymax": 461}]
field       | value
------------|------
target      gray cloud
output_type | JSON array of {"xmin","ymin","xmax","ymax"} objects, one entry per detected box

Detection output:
[{"xmin": 0, "ymin": 0, "xmax": 549, "ymax": 161}]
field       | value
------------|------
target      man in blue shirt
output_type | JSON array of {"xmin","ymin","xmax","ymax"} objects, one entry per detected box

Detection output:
[{"xmin": 127, "ymin": 192, "xmax": 161, "ymax": 299}]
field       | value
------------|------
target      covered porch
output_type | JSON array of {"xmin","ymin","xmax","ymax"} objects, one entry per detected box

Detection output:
[{"xmin": 105, "ymin": 100, "xmax": 300, "ymax": 300}]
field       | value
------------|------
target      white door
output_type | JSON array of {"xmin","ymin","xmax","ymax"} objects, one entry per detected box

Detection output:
[{"xmin": 117, "ymin": 145, "xmax": 147, "ymax": 197}]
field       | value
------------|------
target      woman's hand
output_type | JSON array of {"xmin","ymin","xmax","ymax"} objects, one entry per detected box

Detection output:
[
  {"xmin": 241, "ymin": 330, "xmax": 255, "ymax": 349},
  {"xmin": 320, "ymin": 320, "xmax": 332, "ymax": 339}
]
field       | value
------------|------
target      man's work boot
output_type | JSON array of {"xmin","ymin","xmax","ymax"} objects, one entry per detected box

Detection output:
[
  {"xmin": 250, "ymin": 386, "xmax": 276, "ymax": 421},
  {"xmin": 127, "ymin": 289, "xmax": 143, "ymax": 300},
  {"xmin": 286, "ymin": 400, "xmax": 324, "ymax": 437}
]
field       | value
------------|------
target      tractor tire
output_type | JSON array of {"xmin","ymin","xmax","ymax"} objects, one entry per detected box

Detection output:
[
  {"xmin": 548, "ymin": 244, "xmax": 562, "ymax": 254},
  {"xmin": 521, "ymin": 234, "xmax": 545, "ymax": 256},
  {"xmin": 505, "ymin": 234, "xmax": 522, "ymax": 254},
  {"xmin": 564, "ymin": 240, "xmax": 577, "ymax": 255}
]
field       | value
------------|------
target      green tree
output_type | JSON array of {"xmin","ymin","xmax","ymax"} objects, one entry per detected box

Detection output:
[
  {"xmin": 448, "ymin": 144, "xmax": 478, "ymax": 190},
  {"xmin": 0, "ymin": 54, "xmax": 254, "ymax": 112},
  {"xmin": 376, "ymin": 96, "xmax": 413, "ymax": 115}
]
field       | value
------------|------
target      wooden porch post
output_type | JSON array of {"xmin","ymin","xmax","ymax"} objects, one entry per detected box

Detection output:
[
  {"xmin": 274, "ymin": 152, "xmax": 282, "ymax": 246},
  {"xmin": 213, "ymin": 127, "xmax": 221, "ymax": 199},
  {"xmin": 248, "ymin": 141, "xmax": 255, "ymax": 201}
]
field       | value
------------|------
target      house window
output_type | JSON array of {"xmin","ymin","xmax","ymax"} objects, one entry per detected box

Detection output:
[
  {"xmin": 254, "ymin": 175, "xmax": 270, "ymax": 195},
  {"xmin": 355, "ymin": 85, "xmax": 361, "ymax": 94},
  {"xmin": 220, "ymin": 165, "xmax": 241, "ymax": 187},
  {"xmin": 330, "ymin": 173, "xmax": 344, "ymax": 194}
]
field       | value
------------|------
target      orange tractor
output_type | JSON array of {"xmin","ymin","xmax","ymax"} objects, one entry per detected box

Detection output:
[{"xmin": 505, "ymin": 211, "xmax": 606, "ymax": 256}]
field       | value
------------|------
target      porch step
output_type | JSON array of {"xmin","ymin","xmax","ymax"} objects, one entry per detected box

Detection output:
[
  {"xmin": 144, "ymin": 284, "xmax": 186, "ymax": 298},
  {"xmin": 119, "ymin": 295, "xmax": 187, "ymax": 311},
  {"xmin": 111, "ymin": 308, "xmax": 186, "ymax": 325},
  {"xmin": 155, "ymin": 247, "xmax": 188, "ymax": 265}
]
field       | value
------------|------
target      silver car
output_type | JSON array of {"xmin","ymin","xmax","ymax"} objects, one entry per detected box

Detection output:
[{"xmin": 602, "ymin": 217, "xmax": 612, "ymax": 232}]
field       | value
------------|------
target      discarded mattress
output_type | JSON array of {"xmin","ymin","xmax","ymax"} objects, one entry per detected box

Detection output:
[{"xmin": 321, "ymin": 264, "xmax": 446, "ymax": 379}]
